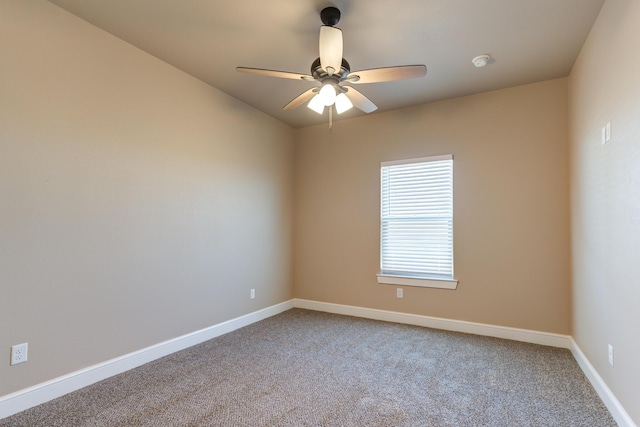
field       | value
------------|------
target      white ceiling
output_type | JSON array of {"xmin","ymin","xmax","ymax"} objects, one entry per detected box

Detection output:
[{"xmin": 48, "ymin": 0, "xmax": 604, "ymax": 128}]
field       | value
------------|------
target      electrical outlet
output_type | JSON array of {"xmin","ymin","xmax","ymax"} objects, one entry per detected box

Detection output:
[
  {"xmin": 250, "ymin": 288, "xmax": 255, "ymax": 299},
  {"xmin": 608, "ymin": 344, "xmax": 614, "ymax": 367},
  {"xmin": 11, "ymin": 343, "xmax": 28, "ymax": 366},
  {"xmin": 396, "ymin": 288, "xmax": 403, "ymax": 298}
]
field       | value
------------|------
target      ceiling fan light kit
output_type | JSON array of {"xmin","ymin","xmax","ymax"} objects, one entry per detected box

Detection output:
[
  {"xmin": 318, "ymin": 84, "xmax": 337, "ymax": 106},
  {"xmin": 236, "ymin": 6, "xmax": 427, "ymax": 128},
  {"xmin": 307, "ymin": 93, "xmax": 326, "ymax": 114},
  {"xmin": 334, "ymin": 92, "xmax": 353, "ymax": 114}
]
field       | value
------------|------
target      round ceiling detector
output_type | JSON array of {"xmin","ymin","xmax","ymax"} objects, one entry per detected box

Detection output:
[{"xmin": 472, "ymin": 54, "xmax": 491, "ymax": 68}]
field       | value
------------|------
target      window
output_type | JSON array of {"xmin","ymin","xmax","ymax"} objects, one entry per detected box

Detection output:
[{"xmin": 377, "ymin": 155, "xmax": 458, "ymax": 289}]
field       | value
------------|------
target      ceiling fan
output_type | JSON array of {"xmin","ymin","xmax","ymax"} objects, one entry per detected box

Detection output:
[{"xmin": 236, "ymin": 6, "xmax": 427, "ymax": 127}]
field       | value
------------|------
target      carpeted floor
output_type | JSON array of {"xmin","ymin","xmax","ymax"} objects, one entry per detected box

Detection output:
[{"xmin": 1, "ymin": 309, "xmax": 616, "ymax": 426}]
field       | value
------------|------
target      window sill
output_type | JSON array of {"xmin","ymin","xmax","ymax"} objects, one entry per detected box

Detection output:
[{"xmin": 377, "ymin": 274, "xmax": 458, "ymax": 290}]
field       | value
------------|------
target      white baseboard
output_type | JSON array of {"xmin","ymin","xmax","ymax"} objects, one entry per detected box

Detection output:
[
  {"xmin": 0, "ymin": 300, "xmax": 294, "ymax": 420},
  {"xmin": 570, "ymin": 339, "xmax": 637, "ymax": 427},
  {"xmin": 293, "ymin": 299, "xmax": 572, "ymax": 348},
  {"xmin": 3, "ymin": 298, "xmax": 635, "ymax": 427}
]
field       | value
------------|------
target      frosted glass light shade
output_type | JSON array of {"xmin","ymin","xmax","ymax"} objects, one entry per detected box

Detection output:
[
  {"xmin": 318, "ymin": 84, "xmax": 337, "ymax": 106},
  {"xmin": 307, "ymin": 94, "xmax": 325, "ymax": 114},
  {"xmin": 335, "ymin": 93, "xmax": 353, "ymax": 114}
]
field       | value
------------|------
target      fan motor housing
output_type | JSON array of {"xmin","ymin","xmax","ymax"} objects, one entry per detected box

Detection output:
[{"xmin": 311, "ymin": 57, "xmax": 350, "ymax": 80}]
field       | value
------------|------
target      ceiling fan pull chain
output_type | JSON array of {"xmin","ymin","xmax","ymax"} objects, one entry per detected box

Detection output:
[{"xmin": 329, "ymin": 105, "xmax": 333, "ymax": 131}]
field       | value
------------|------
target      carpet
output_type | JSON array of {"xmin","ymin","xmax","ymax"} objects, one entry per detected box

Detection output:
[{"xmin": 1, "ymin": 309, "xmax": 616, "ymax": 426}]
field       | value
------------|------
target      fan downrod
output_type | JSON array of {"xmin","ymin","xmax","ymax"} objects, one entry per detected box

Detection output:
[{"xmin": 320, "ymin": 7, "xmax": 341, "ymax": 26}]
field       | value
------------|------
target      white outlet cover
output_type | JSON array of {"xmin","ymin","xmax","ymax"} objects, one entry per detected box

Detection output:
[
  {"xmin": 11, "ymin": 343, "xmax": 28, "ymax": 365},
  {"xmin": 396, "ymin": 288, "xmax": 403, "ymax": 298}
]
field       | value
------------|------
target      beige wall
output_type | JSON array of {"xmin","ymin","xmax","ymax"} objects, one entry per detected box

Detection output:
[
  {"xmin": 294, "ymin": 79, "xmax": 571, "ymax": 334},
  {"xmin": 569, "ymin": 0, "xmax": 640, "ymax": 424},
  {"xmin": 6, "ymin": 1, "xmax": 637, "ymax": 421},
  {"xmin": 0, "ymin": 1, "xmax": 294, "ymax": 396}
]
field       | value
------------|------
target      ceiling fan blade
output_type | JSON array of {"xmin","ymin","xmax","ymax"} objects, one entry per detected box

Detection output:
[
  {"xmin": 346, "ymin": 65, "xmax": 427, "ymax": 84},
  {"xmin": 343, "ymin": 86, "xmax": 377, "ymax": 113},
  {"xmin": 236, "ymin": 67, "xmax": 314, "ymax": 81},
  {"xmin": 282, "ymin": 88, "xmax": 318, "ymax": 110},
  {"xmin": 319, "ymin": 26, "xmax": 343, "ymax": 76}
]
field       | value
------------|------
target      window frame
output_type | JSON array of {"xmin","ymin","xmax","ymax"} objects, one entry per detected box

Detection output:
[{"xmin": 377, "ymin": 154, "xmax": 458, "ymax": 290}]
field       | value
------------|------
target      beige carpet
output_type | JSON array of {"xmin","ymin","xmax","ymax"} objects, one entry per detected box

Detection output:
[{"xmin": 1, "ymin": 309, "xmax": 616, "ymax": 426}]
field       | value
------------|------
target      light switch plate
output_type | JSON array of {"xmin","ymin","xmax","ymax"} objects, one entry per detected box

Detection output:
[{"xmin": 602, "ymin": 122, "xmax": 611, "ymax": 144}]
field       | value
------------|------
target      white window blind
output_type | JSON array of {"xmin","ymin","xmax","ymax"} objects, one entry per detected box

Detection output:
[{"xmin": 380, "ymin": 155, "xmax": 454, "ymax": 280}]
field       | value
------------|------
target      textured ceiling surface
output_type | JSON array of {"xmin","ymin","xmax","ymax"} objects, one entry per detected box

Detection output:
[{"xmin": 48, "ymin": 0, "xmax": 604, "ymax": 128}]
